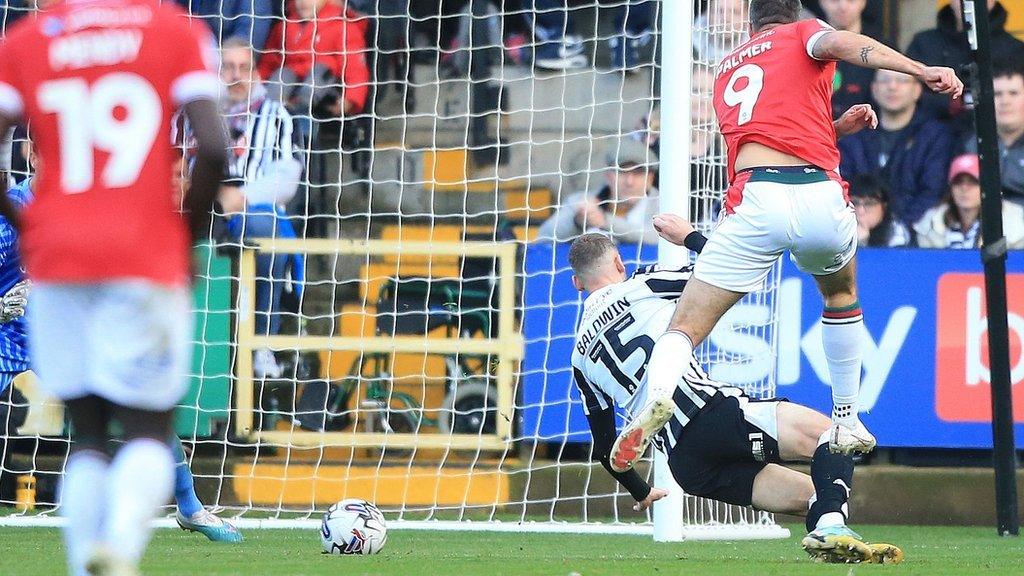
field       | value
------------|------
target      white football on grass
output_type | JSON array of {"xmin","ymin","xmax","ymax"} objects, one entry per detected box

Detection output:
[{"xmin": 320, "ymin": 499, "xmax": 388, "ymax": 555}]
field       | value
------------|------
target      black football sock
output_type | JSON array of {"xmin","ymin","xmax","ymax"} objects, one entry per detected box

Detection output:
[{"xmin": 805, "ymin": 441, "xmax": 854, "ymax": 533}]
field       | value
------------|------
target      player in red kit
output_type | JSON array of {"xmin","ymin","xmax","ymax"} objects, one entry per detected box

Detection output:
[
  {"xmin": 609, "ymin": 0, "xmax": 962, "ymax": 560},
  {"xmin": 0, "ymin": 0, "xmax": 226, "ymax": 574}
]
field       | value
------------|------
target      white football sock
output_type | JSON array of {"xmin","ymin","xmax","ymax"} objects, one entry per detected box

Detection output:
[
  {"xmin": 821, "ymin": 309, "xmax": 864, "ymax": 426},
  {"xmin": 646, "ymin": 330, "xmax": 693, "ymax": 402},
  {"xmin": 103, "ymin": 438, "xmax": 175, "ymax": 564},
  {"xmin": 815, "ymin": 511, "xmax": 847, "ymax": 530},
  {"xmin": 61, "ymin": 450, "xmax": 109, "ymax": 576}
]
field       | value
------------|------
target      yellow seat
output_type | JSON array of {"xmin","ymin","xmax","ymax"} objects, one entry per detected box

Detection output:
[{"xmin": 504, "ymin": 187, "xmax": 553, "ymax": 222}]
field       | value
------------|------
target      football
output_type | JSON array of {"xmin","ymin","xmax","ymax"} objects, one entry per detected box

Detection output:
[{"xmin": 320, "ymin": 499, "xmax": 388, "ymax": 555}]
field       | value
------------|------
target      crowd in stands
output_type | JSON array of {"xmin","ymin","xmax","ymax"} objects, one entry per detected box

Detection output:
[
  {"xmin": 538, "ymin": 0, "xmax": 1024, "ymax": 251},
  {"xmin": 2, "ymin": 0, "xmax": 1023, "ymax": 260}
]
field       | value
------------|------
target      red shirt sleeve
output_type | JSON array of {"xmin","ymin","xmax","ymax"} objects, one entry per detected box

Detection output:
[
  {"xmin": 795, "ymin": 18, "xmax": 836, "ymax": 61},
  {"xmin": 258, "ymin": 22, "xmax": 285, "ymax": 80},
  {"xmin": 341, "ymin": 16, "xmax": 369, "ymax": 113}
]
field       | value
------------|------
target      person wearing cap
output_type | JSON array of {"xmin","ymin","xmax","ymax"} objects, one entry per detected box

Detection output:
[
  {"xmin": 537, "ymin": 138, "xmax": 659, "ymax": 245},
  {"xmin": 848, "ymin": 174, "xmax": 912, "ymax": 248},
  {"xmin": 913, "ymin": 154, "xmax": 1024, "ymax": 249}
]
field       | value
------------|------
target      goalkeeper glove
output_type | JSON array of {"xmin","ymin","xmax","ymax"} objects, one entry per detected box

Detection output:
[{"xmin": 0, "ymin": 279, "xmax": 29, "ymax": 323}]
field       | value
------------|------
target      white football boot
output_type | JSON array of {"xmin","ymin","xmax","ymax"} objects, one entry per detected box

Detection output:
[
  {"xmin": 609, "ymin": 398, "xmax": 674, "ymax": 473},
  {"xmin": 176, "ymin": 509, "xmax": 244, "ymax": 543},
  {"xmin": 828, "ymin": 418, "xmax": 876, "ymax": 455}
]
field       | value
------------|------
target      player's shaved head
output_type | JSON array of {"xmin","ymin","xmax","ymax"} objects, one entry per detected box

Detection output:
[
  {"xmin": 569, "ymin": 233, "xmax": 622, "ymax": 292},
  {"xmin": 749, "ymin": 0, "xmax": 801, "ymax": 32}
]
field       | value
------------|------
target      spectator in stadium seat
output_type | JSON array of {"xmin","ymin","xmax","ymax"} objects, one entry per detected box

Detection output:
[
  {"xmin": 691, "ymin": 0, "xmax": 748, "ymax": 65},
  {"xmin": 847, "ymin": 174, "xmax": 911, "ymax": 248},
  {"xmin": 838, "ymin": 69, "xmax": 956, "ymax": 227},
  {"xmin": 906, "ymin": 0, "xmax": 1024, "ymax": 123},
  {"xmin": 176, "ymin": 0, "xmax": 273, "ymax": 51},
  {"xmin": 634, "ymin": 69, "xmax": 726, "ymax": 216},
  {"xmin": 964, "ymin": 59, "xmax": 1024, "ymax": 206},
  {"xmin": 258, "ymin": 0, "xmax": 370, "ymax": 121},
  {"xmin": 914, "ymin": 154, "xmax": 1024, "ymax": 250},
  {"xmin": 537, "ymin": 139, "xmax": 659, "ymax": 245},
  {"xmin": 527, "ymin": 0, "xmax": 654, "ymax": 71},
  {"xmin": 818, "ymin": 0, "xmax": 878, "ymax": 119},
  {"xmin": 190, "ymin": 38, "xmax": 306, "ymax": 378}
]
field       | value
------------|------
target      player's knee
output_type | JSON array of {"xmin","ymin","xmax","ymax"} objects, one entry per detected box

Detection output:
[{"xmin": 814, "ymin": 262, "xmax": 858, "ymax": 303}]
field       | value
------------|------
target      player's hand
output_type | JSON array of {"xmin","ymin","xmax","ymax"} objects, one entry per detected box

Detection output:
[
  {"xmin": 834, "ymin": 104, "xmax": 878, "ymax": 138},
  {"xmin": 633, "ymin": 487, "xmax": 669, "ymax": 512},
  {"xmin": 917, "ymin": 66, "xmax": 964, "ymax": 99},
  {"xmin": 653, "ymin": 213, "xmax": 694, "ymax": 246},
  {"xmin": 0, "ymin": 279, "xmax": 30, "ymax": 324}
]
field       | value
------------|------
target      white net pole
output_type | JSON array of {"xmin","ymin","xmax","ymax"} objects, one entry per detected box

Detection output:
[{"xmin": 651, "ymin": 0, "xmax": 694, "ymax": 544}]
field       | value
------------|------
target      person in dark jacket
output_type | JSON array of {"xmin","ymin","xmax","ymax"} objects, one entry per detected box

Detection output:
[
  {"xmin": 176, "ymin": 0, "xmax": 274, "ymax": 51},
  {"xmin": 839, "ymin": 69, "xmax": 957, "ymax": 227},
  {"xmin": 906, "ymin": 0, "xmax": 1024, "ymax": 123}
]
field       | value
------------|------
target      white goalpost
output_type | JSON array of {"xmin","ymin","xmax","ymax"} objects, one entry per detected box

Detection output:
[{"xmin": 0, "ymin": 0, "xmax": 788, "ymax": 541}]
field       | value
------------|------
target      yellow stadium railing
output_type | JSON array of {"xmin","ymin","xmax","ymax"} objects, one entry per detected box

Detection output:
[{"xmin": 235, "ymin": 238, "xmax": 523, "ymax": 450}]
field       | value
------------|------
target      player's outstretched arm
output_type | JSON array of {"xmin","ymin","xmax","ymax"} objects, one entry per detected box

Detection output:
[
  {"xmin": 812, "ymin": 30, "xmax": 963, "ymax": 99},
  {"xmin": 181, "ymin": 99, "xmax": 228, "ymax": 244}
]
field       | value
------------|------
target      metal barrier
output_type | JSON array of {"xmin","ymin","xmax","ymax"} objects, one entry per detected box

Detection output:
[{"xmin": 235, "ymin": 238, "xmax": 522, "ymax": 450}]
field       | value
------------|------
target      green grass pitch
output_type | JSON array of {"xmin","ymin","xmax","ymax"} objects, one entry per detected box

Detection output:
[{"xmin": 0, "ymin": 524, "xmax": 1021, "ymax": 575}]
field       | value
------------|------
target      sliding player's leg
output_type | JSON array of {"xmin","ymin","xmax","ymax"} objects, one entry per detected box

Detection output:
[
  {"xmin": 812, "ymin": 258, "xmax": 876, "ymax": 454},
  {"xmin": 618, "ymin": 208, "xmax": 780, "ymax": 473},
  {"xmin": 611, "ymin": 279, "xmax": 744, "ymax": 472},
  {"xmin": 773, "ymin": 402, "xmax": 899, "ymax": 563},
  {"xmin": 173, "ymin": 436, "xmax": 243, "ymax": 542},
  {"xmin": 62, "ymin": 396, "xmax": 112, "ymax": 576}
]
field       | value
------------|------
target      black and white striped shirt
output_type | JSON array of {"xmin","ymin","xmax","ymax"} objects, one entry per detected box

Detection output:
[
  {"xmin": 175, "ymin": 92, "xmax": 303, "ymax": 206},
  {"xmin": 571, "ymin": 265, "xmax": 744, "ymax": 452},
  {"xmin": 223, "ymin": 96, "xmax": 300, "ymax": 189}
]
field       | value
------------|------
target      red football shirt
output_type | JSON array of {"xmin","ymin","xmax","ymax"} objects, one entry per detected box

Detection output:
[
  {"xmin": 0, "ymin": 0, "xmax": 220, "ymax": 286},
  {"xmin": 712, "ymin": 19, "xmax": 840, "ymax": 183}
]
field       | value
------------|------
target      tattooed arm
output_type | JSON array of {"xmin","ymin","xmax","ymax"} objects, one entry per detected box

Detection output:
[{"xmin": 810, "ymin": 30, "xmax": 963, "ymax": 98}]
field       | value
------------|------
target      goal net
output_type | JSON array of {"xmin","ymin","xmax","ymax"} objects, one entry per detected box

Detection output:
[{"xmin": 0, "ymin": 0, "xmax": 785, "ymax": 540}]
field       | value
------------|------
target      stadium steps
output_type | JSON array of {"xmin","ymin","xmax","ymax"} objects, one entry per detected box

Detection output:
[
  {"xmin": 368, "ymin": 61, "xmax": 657, "ymax": 226},
  {"xmin": 365, "ymin": 145, "xmax": 554, "ymax": 225}
]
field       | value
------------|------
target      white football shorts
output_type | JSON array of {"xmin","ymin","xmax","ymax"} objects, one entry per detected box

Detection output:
[
  {"xmin": 28, "ymin": 280, "xmax": 193, "ymax": 411},
  {"xmin": 693, "ymin": 167, "xmax": 857, "ymax": 293}
]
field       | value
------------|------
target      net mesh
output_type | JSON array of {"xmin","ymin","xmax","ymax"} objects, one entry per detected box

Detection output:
[{"xmin": 0, "ymin": 0, "xmax": 782, "ymax": 536}]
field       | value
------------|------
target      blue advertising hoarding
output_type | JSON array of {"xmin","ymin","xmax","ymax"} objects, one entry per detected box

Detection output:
[{"xmin": 520, "ymin": 244, "xmax": 1024, "ymax": 449}]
